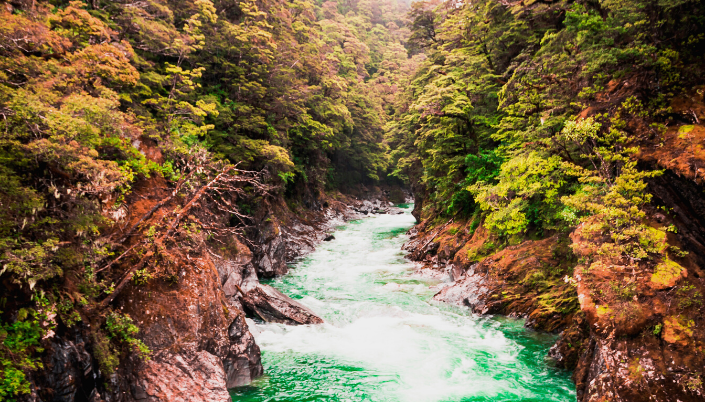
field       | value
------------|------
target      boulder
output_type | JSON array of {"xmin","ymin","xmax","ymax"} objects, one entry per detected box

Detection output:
[
  {"xmin": 132, "ymin": 351, "xmax": 232, "ymax": 402},
  {"xmin": 114, "ymin": 252, "xmax": 263, "ymax": 401},
  {"xmin": 241, "ymin": 284, "xmax": 323, "ymax": 325}
]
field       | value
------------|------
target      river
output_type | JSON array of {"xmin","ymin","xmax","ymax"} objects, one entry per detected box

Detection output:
[{"xmin": 230, "ymin": 204, "xmax": 576, "ymax": 401}]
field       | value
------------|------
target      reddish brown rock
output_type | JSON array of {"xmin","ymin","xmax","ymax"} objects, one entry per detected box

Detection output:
[
  {"xmin": 567, "ymin": 219, "xmax": 705, "ymax": 402},
  {"xmin": 132, "ymin": 351, "xmax": 232, "ymax": 402}
]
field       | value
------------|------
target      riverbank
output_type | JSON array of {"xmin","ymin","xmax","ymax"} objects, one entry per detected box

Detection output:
[{"xmin": 401, "ymin": 212, "xmax": 705, "ymax": 402}]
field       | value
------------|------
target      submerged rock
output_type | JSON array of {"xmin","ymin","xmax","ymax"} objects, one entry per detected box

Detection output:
[{"xmin": 241, "ymin": 284, "xmax": 324, "ymax": 325}]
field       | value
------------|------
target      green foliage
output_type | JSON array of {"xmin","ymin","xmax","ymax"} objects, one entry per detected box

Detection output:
[
  {"xmin": 91, "ymin": 330, "xmax": 120, "ymax": 376},
  {"xmin": 390, "ymin": 0, "xmax": 705, "ymax": 265},
  {"xmin": 653, "ymin": 323, "xmax": 663, "ymax": 336},
  {"xmin": 677, "ymin": 284, "xmax": 703, "ymax": 310},
  {"xmin": 609, "ymin": 280, "xmax": 637, "ymax": 301},
  {"xmin": 132, "ymin": 269, "xmax": 153, "ymax": 286},
  {"xmin": 471, "ymin": 152, "xmax": 569, "ymax": 235},
  {"xmin": 105, "ymin": 312, "xmax": 150, "ymax": 360},
  {"xmin": 0, "ymin": 302, "xmax": 51, "ymax": 400}
]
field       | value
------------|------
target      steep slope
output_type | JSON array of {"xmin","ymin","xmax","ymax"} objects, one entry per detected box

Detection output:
[
  {"xmin": 390, "ymin": 0, "xmax": 705, "ymax": 401},
  {"xmin": 0, "ymin": 0, "xmax": 414, "ymax": 401}
]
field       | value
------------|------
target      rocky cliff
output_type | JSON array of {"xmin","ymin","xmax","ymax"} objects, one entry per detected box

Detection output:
[
  {"xmin": 16, "ymin": 181, "xmax": 406, "ymax": 402},
  {"xmin": 402, "ymin": 87, "xmax": 705, "ymax": 402}
]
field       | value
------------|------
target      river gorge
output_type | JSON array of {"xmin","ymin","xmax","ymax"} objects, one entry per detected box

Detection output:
[{"xmin": 231, "ymin": 205, "xmax": 576, "ymax": 401}]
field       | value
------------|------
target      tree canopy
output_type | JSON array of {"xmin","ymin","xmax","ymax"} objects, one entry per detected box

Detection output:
[{"xmin": 0, "ymin": 0, "xmax": 417, "ymax": 397}]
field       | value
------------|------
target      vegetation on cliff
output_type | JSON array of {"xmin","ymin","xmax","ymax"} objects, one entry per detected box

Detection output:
[
  {"xmin": 0, "ymin": 0, "xmax": 414, "ymax": 398},
  {"xmin": 3, "ymin": 0, "xmax": 705, "ymax": 399},
  {"xmin": 391, "ymin": 0, "xmax": 705, "ymax": 400}
]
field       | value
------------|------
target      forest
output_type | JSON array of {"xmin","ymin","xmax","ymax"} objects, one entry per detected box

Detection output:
[{"xmin": 1, "ymin": 0, "xmax": 705, "ymax": 401}]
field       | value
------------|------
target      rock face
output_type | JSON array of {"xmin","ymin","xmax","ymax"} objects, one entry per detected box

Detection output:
[
  {"xmin": 406, "ymin": 195, "xmax": 705, "ymax": 401},
  {"xmin": 132, "ymin": 351, "xmax": 232, "ymax": 402},
  {"xmin": 352, "ymin": 199, "xmax": 405, "ymax": 215},
  {"xmin": 26, "ymin": 328, "xmax": 103, "ymax": 402},
  {"xmin": 249, "ymin": 197, "xmax": 362, "ymax": 279},
  {"xmin": 565, "ymin": 222, "xmax": 705, "ymax": 402},
  {"xmin": 241, "ymin": 284, "xmax": 323, "ymax": 325},
  {"xmin": 432, "ymin": 235, "xmax": 577, "ymax": 332},
  {"xmin": 253, "ymin": 219, "xmax": 289, "ymax": 278},
  {"xmin": 113, "ymin": 248, "xmax": 263, "ymax": 402},
  {"xmin": 646, "ymin": 170, "xmax": 705, "ymax": 276}
]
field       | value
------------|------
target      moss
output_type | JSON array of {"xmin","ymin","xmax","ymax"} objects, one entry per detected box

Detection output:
[
  {"xmin": 92, "ymin": 331, "xmax": 119, "ymax": 375},
  {"xmin": 523, "ymin": 271, "xmax": 547, "ymax": 289},
  {"xmin": 677, "ymin": 283, "xmax": 703, "ymax": 310},
  {"xmin": 596, "ymin": 304, "xmax": 612, "ymax": 318},
  {"xmin": 678, "ymin": 124, "xmax": 695, "ymax": 138},
  {"xmin": 467, "ymin": 240, "xmax": 499, "ymax": 262},
  {"xmin": 628, "ymin": 357, "xmax": 645, "ymax": 382},
  {"xmin": 651, "ymin": 258, "xmax": 685, "ymax": 289},
  {"xmin": 653, "ymin": 323, "xmax": 663, "ymax": 336},
  {"xmin": 639, "ymin": 227, "xmax": 667, "ymax": 253},
  {"xmin": 609, "ymin": 280, "xmax": 637, "ymax": 301},
  {"xmin": 537, "ymin": 289, "xmax": 580, "ymax": 315}
]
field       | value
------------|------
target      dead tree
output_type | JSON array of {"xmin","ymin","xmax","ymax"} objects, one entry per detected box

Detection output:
[{"xmin": 99, "ymin": 155, "xmax": 271, "ymax": 308}]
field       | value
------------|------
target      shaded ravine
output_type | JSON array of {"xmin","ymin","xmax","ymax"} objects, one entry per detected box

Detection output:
[{"xmin": 231, "ymin": 205, "xmax": 576, "ymax": 401}]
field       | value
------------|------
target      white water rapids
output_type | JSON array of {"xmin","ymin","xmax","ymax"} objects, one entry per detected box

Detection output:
[{"xmin": 231, "ymin": 205, "xmax": 575, "ymax": 401}]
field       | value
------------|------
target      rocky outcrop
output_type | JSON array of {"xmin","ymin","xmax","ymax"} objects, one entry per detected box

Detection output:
[
  {"xmin": 547, "ymin": 87, "xmax": 705, "ymax": 401},
  {"xmin": 351, "ymin": 199, "xmax": 406, "ymax": 215},
  {"xmin": 564, "ymin": 220, "xmax": 705, "ymax": 402},
  {"xmin": 25, "ymin": 327, "xmax": 103, "ymax": 402},
  {"xmin": 110, "ymin": 248, "xmax": 262, "ymax": 402},
  {"xmin": 430, "ymin": 233, "xmax": 578, "ymax": 333},
  {"xmin": 248, "ymin": 197, "xmax": 363, "ymax": 279},
  {"xmin": 406, "ymin": 206, "xmax": 705, "ymax": 401},
  {"xmin": 241, "ymin": 284, "xmax": 323, "ymax": 325},
  {"xmin": 132, "ymin": 351, "xmax": 232, "ymax": 402}
]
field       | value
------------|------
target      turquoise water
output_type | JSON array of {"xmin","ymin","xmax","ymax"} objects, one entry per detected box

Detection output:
[{"xmin": 230, "ymin": 205, "xmax": 575, "ymax": 401}]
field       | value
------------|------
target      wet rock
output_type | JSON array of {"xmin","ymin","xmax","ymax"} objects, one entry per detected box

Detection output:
[
  {"xmin": 548, "ymin": 313, "xmax": 589, "ymax": 370},
  {"xmin": 26, "ymin": 328, "xmax": 101, "ymax": 402},
  {"xmin": 434, "ymin": 264, "xmax": 491, "ymax": 312},
  {"xmin": 256, "ymin": 231, "xmax": 288, "ymax": 278},
  {"xmin": 241, "ymin": 284, "xmax": 323, "ymax": 325},
  {"xmin": 448, "ymin": 263, "xmax": 466, "ymax": 282},
  {"xmin": 224, "ymin": 313, "xmax": 264, "ymax": 388},
  {"xmin": 324, "ymin": 234, "xmax": 335, "ymax": 241},
  {"xmin": 425, "ymin": 241, "xmax": 440, "ymax": 254}
]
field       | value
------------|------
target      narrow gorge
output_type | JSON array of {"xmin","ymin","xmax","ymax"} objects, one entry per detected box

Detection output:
[{"xmin": 0, "ymin": 1, "xmax": 704, "ymax": 402}]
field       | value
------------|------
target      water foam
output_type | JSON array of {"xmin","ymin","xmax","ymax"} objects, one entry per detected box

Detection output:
[{"xmin": 231, "ymin": 208, "xmax": 575, "ymax": 402}]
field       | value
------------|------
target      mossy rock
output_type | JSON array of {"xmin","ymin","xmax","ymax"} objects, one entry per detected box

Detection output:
[
  {"xmin": 662, "ymin": 316, "xmax": 694, "ymax": 346},
  {"xmin": 650, "ymin": 258, "xmax": 686, "ymax": 290},
  {"xmin": 596, "ymin": 304, "xmax": 612, "ymax": 319},
  {"xmin": 639, "ymin": 226, "xmax": 667, "ymax": 253},
  {"xmin": 678, "ymin": 125, "xmax": 695, "ymax": 139}
]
